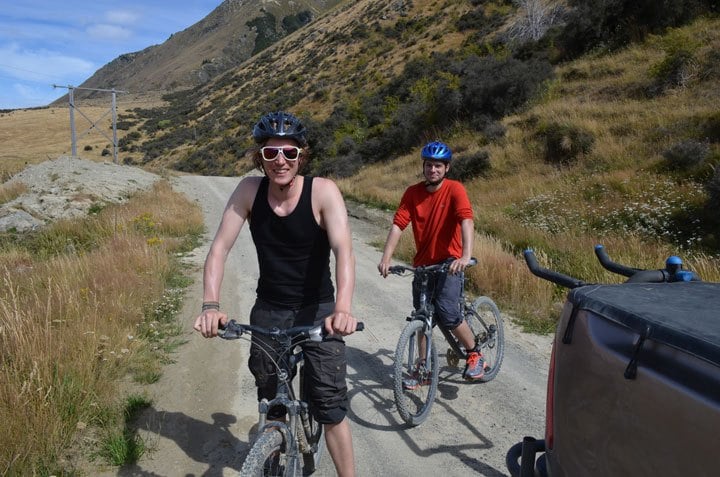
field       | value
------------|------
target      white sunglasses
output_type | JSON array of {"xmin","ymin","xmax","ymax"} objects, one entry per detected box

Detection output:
[{"xmin": 260, "ymin": 146, "xmax": 303, "ymax": 161}]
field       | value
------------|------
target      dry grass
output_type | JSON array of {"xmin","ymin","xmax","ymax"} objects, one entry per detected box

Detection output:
[
  {"xmin": 0, "ymin": 95, "xmax": 174, "ymax": 186},
  {"xmin": 0, "ymin": 102, "xmax": 141, "ymax": 180},
  {"xmin": 0, "ymin": 182, "xmax": 203, "ymax": 474},
  {"xmin": 0, "ymin": 181, "xmax": 27, "ymax": 205}
]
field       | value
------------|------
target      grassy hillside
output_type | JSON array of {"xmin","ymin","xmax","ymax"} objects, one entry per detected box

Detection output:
[{"xmin": 338, "ymin": 15, "xmax": 720, "ymax": 329}]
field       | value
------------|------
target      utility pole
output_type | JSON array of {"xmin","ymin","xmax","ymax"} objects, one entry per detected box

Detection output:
[{"xmin": 52, "ymin": 85, "xmax": 128, "ymax": 164}]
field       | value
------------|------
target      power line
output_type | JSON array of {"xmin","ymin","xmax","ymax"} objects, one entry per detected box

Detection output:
[{"xmin": 0, "ymin": 62, "xmax": 66, "ymax": 81}]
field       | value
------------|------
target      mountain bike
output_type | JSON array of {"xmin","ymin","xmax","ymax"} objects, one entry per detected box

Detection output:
[
  {"xmin": 388, "ymin": 258, "xmax": 505, "ymax": 426},
  {"xmin": 219, "ymin": 319, "xmax": 363, "ymax": 476}
]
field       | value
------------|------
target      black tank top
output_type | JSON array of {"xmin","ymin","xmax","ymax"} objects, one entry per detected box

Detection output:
[{"xmin": 249, "ymin": 176, "xmax": 334, "ymax": 308}]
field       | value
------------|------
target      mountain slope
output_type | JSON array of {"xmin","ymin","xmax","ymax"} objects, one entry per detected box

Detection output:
[{"xmin": 54, "ymin": 0, "xmax": 343, "ymax": 103}]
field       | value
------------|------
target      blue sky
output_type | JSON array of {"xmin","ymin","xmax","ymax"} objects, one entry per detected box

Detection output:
[{"xmin": 0, "ymin": 1, "xmax": 222, "ymax": 110}]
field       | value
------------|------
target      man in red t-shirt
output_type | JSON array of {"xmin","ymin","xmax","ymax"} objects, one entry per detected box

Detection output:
[{"xmin": 378, "ymin": 141, "xmax": 487, "ymax": 382}]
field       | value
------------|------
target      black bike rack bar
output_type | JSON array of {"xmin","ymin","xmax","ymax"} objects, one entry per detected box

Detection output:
[
  {"xmin": 523, "ymin": 250, "xmax": 586, "ymax": 289},
  {"xmin": 594, "ymin": 244, "xmax": 642, "ymax": 277}
]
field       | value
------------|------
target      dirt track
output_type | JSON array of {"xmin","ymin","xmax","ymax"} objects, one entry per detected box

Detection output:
[{"xmin": 94, "ymin": 174, "xmax": 551, "ymax": 477}]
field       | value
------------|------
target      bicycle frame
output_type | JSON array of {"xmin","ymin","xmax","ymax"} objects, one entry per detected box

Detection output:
[
  {"xmin": 219, "ymin": 321, "xmax": 324, "ymax": 475},
  {"xmin": 254, "ymin": 347, "xmax": 310, "ymax": 471}
]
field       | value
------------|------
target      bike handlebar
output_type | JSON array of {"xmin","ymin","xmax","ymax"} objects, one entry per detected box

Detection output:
[
  {"xmin": 388, "ymin": 257, "xmax": 478, "ymax": 276},
  {"xmin": 218, "ymin": 320, "xmax": 365, "ymax": 341},
  {"xmin": 523, "ymin": 250, "xmax": 587, "ymax": 289}
]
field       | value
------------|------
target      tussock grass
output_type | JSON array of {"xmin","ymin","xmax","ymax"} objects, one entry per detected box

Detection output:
[
  {"xmin": 0, "ymin": 181, "xmax": 27, "ymax": 205},
  {"xmin": 0, "ymin": 181, "xmax": 203, "ymax": 474}
]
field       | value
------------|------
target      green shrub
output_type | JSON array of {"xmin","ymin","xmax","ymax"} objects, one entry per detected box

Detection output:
[
  {"xmin": 647, "ymin": 49, "xmax": 698, "ymax": 96},
  {"xmin": 448, "ymin": 150, "xmax": 491, "ymax": 181},
  {"xmin": 558, "ymin": 0, "xmax": 714, "ymax": 61},
  {"xmin": 282, "ymin": 11, "xmax": 312, "ymax": 34},
  {"xmin": 662, "ymin": 139, "xmax": 709, "ymax": 172},
  {"xmin": 536, "ymin": 122, "xmax": 595, "ymax": 165},
  {"xmin": 702, "ymin": 111, "xmax": 720, "ymax": 143},
  {"xmin": 708, "ymin": 167, "xmax": 720, "ymax": 210}
]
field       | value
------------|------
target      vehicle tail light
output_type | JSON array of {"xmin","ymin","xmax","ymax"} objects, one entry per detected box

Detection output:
[{"xmin": 545, "ymin": 341, "xmax": 556, "ymax": 450}]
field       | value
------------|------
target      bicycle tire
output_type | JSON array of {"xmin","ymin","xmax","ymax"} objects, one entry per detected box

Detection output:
[
  {"xmin": 298, "ymin": 364, "xmax": 323, "ymax": 475},
  {"xmin": 239, "ymin": 429, "xmax": 299, "ymax": 477},
  {"xmin": 466, "ymin": 296, "xmax": 505, "ymax": 382},
  {"xmin": 393, "ymin": 319, "xmax": 439, "ymax": 426}
]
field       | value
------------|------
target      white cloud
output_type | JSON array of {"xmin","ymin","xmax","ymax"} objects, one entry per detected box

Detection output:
[
  {"xmin": 0, "ymin": 43, "xmax": 95, "ymax": 83},
  {"xmin": 105, "ymin": 10, "xmax": 139, "ymax": 26},
  {"xmin": 86, "ymin": 23, "xmax": 133, "ymax": 42}
]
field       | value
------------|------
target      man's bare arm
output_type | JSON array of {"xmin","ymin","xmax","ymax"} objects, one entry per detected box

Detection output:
[
  {"xmin": 316, "ymin": 178, "xmax": 357, "ymax": 335},
  {"xmin": 449, "ymin": 218, "xmax": 474, "ymax": 274},
  {"xmin": 377, "ymin": 224, "xmax": 403, "ymax": 277},
  {"xmin": 195, "ymin": 177, "xmax": 258, "ymax": 337}
]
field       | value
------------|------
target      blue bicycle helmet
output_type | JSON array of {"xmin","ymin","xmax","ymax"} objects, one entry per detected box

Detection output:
[
  {"xmin": 252, "ymin": 111, "xmax": 308, "ymax": 147},
  {"xmin": 421, "ymin": 141, "xmax": 452, "ymax": 162}
]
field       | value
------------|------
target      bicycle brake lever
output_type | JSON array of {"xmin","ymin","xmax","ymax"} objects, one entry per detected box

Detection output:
[{"xmin": 218, "ymin": 319, "xmax": 243, "ymax": 340}]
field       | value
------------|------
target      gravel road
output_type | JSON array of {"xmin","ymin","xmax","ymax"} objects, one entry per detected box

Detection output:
[{"xmin": 103, "ymin": 173, "xmax": 552, "ymax": 477}]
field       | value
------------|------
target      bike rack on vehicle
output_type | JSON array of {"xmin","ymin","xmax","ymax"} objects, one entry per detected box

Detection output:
[{"xmin": 524, "ymin": 244, "xmax": 700, "ymax": 289}]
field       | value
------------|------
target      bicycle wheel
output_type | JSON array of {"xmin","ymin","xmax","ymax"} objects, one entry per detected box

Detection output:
[
  {"xmin": 393, "ymin": 319, "xmax": 439, "ymax": 426},
  {"xmin": 465, "ymin": 296, "xmax": 505, "ymax": 382},
  {"xmin": 298, "ymin": 363, "xmax": 324, "ymax": 475},
  {"xmin": 240, "ymin": 429, "xmax": 299, "ymax": 477}
]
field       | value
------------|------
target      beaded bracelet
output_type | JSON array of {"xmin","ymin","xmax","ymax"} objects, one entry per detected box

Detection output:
[{"xmin": 201, "ymin": 301, "xmax": 220, "ymax": 312}]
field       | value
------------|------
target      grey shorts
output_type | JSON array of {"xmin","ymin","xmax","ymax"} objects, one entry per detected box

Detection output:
[
  {"xmin": 412, "ymin": 265, "xmax": 464, "ymax": 330},
  {"xmin": 247, "ymin": 299, "xmax": 348, "ymax": 424}
]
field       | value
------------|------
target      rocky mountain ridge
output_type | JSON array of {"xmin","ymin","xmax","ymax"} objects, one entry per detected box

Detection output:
[{"xmin": 52, "ymin": 0, "xmax": 344, "ymax": 104}]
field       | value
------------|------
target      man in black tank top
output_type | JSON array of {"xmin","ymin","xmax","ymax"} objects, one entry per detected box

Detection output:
[{"xmin": 194, "ymin": 111, "xmax": 359, "ymax": 476}]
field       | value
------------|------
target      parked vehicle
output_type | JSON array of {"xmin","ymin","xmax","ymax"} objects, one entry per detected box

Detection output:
[{"xmin": 506, "ymin": 245, "xmax": 720, "ymax": 477}]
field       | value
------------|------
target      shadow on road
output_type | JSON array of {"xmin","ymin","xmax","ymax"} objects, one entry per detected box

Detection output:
[
  {"xmin": 346, "ymin": 346, "xmax": 506, "ymax": 476},
  {"xmin": 119, "ymin": 408, "xmax": 246, "ymax": 476}
]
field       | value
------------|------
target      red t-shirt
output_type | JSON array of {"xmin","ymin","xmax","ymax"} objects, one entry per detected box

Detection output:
[{"xmin": 393, "ymin": 179, "xmax": 474, "ymax": 266}]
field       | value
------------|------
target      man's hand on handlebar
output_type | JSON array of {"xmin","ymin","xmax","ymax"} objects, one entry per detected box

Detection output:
[
  {"xmin": 324, "ymin": 310, "xmax": 359, "ymax": 336},
  {"xmin": 194, "ymin": 309, "xmax": 228, "ymax": 338},
  {"xmin": 449, "ymin": 256, "xmax": 472, "ymax": 275},
  {"xmin": 378, "ymin": 260, "xmax": 392, "ymax": 278}
]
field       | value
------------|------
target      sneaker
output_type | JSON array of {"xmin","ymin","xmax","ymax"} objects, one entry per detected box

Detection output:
[{"xmin": 463, "ymin": 351, "xmax": 488, "ymax": 380}]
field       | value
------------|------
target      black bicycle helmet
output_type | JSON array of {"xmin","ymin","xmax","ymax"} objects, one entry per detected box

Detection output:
[
  {"xmin": 421, "ymin": 141, "xmax": 452, "ymax": 162},
  {"xmin": 252, "ymin": 111, "xmax": 308, "ymax": 147}
]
